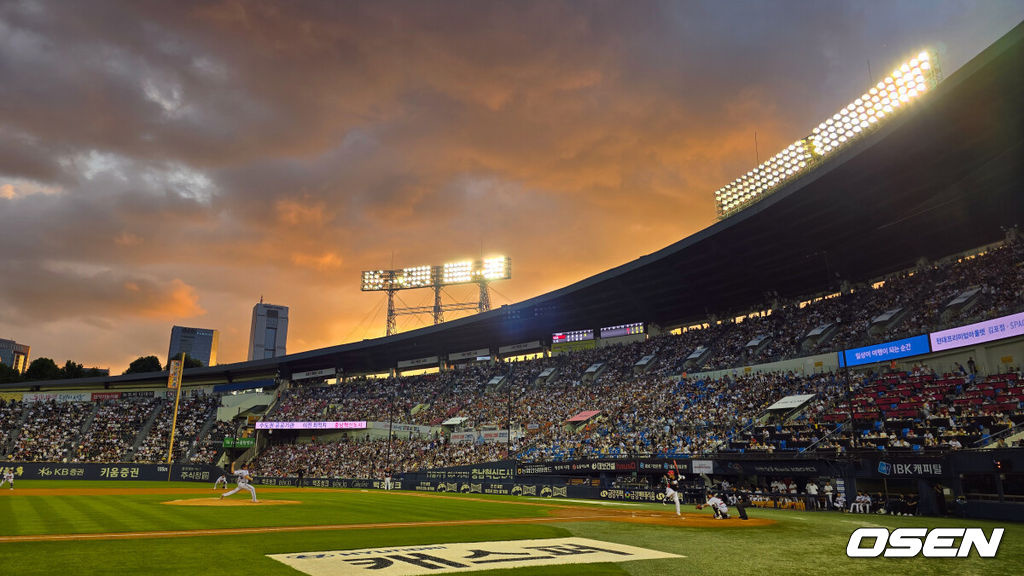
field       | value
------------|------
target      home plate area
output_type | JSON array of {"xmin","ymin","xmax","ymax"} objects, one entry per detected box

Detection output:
[{"xmin": 268, "ymin": 537, "xmax": 683, "ymax": 576}]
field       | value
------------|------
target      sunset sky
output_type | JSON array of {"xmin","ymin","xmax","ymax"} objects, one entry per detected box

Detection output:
[{"xmin": 1, "ymin": 1, "xmax": 1022, "ymax": 374}]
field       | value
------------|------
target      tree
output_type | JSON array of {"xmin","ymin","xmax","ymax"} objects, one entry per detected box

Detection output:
[
  {"xmin": 23, "ymin": 357, "xmax": 62, "ymax": 381},
  {"xmin": 0, "ymin": 362, "xmax": 22, "ymax": 383},
  {"xmin": 124, "ymin": 355, "xmax": 163, "ymax": 375},
  {"xmin": 61, "ymin": 360, "xmax": 85, "ymax": 379},
  {"xmin": 167, "ymin": 353, "xmax": 204, "ymax": 370}
]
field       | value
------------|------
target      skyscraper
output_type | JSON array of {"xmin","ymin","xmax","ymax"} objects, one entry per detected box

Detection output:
[
  {"xmin": 248, "ymin": 301, "xmax": 288, "ymax": 361},
  {"xmin": 168, "ymin": 326, "xmax": 219, "ymax": 367},
  {"xmin": 0, "ymin": 338, "xmax": 30, "ymax": 373}
]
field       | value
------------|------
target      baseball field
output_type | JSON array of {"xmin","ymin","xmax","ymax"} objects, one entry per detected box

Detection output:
[{"xmin": 0, "ymin": 480, "xmax": 1018, "ymax": 576}]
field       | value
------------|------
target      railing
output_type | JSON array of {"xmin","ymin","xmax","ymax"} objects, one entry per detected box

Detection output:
[{"xmin": 971, "ymin": 422, "xmax": 1023, "ymax": 449}]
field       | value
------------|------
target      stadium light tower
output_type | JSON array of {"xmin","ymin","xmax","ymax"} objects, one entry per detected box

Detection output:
[
  {"xmin": 361, "ymin": 256, "xmax": 512, "ymax": 336},
  {"xmin": 714, "ymin": 49, "xmax": 941, "ymax": 219}
]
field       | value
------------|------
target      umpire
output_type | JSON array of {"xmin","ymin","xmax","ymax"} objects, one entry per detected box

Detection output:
[{"xmin": 732, "ymin": 487, "xmax": 750, "ymax": 520}]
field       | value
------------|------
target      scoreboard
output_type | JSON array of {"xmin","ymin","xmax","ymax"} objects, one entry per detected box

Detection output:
[
  {"xmin": 599, "ymin": 322, "xmax": 644, "ymax": 339},
  {"xmin": 552, "ymin": 329, "xmax": 594, "ymax": 344}
]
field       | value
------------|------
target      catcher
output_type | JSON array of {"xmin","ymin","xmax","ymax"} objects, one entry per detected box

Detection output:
[{"xmin": 697, "ymin": 492, "xmax": 730, "ymax": 519}]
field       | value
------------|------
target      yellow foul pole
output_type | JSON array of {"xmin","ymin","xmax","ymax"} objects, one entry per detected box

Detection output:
[{"xmin": 165, "ymin": 352, "xmax": 186, "ymax": 480}]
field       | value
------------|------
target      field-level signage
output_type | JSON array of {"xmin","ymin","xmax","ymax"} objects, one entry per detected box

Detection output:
[{"xmin": 268, "ymin": 537, "xmax": 682, "ymax": 576}]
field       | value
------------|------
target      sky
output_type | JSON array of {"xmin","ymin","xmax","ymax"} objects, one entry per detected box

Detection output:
[{"xmin": 1, "ymin": 0, "xmax": 1022, "ymax": 374}]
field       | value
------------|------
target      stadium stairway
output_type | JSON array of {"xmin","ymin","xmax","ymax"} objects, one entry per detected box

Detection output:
[
  {"xmin": 64, "ymin": 402, "xmax": 101, "ymax": 462},
  {"xmin": 3, "ymin": 406, "xmax": 29, "ymax": 455},
  {"xmin": 127, "ymin": 398, "xmax": 166, "ymax": 461},
  {"xmin": 187, "ymin": 411, "xmax": 219, "ymax": 461}
]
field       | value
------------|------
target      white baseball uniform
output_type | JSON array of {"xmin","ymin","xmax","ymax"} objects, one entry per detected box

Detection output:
[
  {"xmin": 221, "ymin": 469, "xmax": 258, "ymax": 502},
  {"xmin": 0, "ymin": 470, "xmax": 13, "ymax": 489},
  {"xmin": 706, "ymin": 496, "xmax": 729, "ymax": 519}
]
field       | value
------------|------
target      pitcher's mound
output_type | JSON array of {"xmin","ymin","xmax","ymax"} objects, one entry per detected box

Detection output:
[{"xmin": 163, "ymin": 498, "xmax": 301, "ymax": 507}]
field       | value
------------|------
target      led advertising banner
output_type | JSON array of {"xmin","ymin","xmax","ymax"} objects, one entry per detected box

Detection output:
[
  {"xmin": 843, "ymin": 334, "xmax": 930, "ymax": 367},
  {"xmin": 255, "ymin": 421, "xmax": 367, "ymax": 430},
  {"xmin": 930, "ymin": 311, "xmax": 1024, "ymax": 352}
]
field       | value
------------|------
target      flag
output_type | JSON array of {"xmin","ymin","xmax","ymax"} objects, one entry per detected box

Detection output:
[{"xmin": 167, "ymin": 359, "xmax": 183, "ymax": 389}]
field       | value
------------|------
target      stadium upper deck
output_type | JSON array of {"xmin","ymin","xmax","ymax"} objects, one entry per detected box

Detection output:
[{"xmin": 5, "ymin": 21, "xmax": 1023, "ymax": 390}]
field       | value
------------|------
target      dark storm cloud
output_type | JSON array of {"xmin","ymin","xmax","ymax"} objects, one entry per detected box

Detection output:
[{"xmin": 0, "ymin": 0, "xmax": 1021, "ymax": 370}]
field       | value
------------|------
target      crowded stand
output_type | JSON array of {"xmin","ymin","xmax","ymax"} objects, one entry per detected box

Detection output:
[
  {"xmin": 134, "ymin": 394, "xmax": 219, "ymax": 463},
  {"xmin": 190, "ymin": 419, "xmax": 236, "ymax": 464},
  {"xmin": 253, "ymin": 436, "xmax": 508, "ymax": 479},
  {"xmin": 0, "ymin": 398, "xmax": 24, "ymax": 456},
  {"xmin": 74, "ymin": 398, "xmax": 160, "ymax": 462},
  {"xmin": 10, "ymin": 400, "xmax": 92, "ymax": 462},
  {"xmin": 723, "ymin": 369, "xmax": 1024, "ymax": 454},
  {"xmin": 689, "ymin": 241, "xmax": 1023, "ymax": 371},
  {"xmin": 1, "ymin": 240, "xmax": 1021, "ymax": 485}
]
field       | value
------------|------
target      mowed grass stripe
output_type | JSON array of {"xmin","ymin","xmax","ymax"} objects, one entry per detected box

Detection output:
[
  {"xmin": 0, "ymin": 495, "xmax": 18, "ymax": 534},
  {"xmin": 56, "ymin": 494, "xmax": 134, "ymax": 534},
  {"xmin": 21, "ymin": 494, "xmax": 83, "ymax": 535},
  {"xmin": 95, "ymin": 495, "xmax": 200, "ymax": 533}
]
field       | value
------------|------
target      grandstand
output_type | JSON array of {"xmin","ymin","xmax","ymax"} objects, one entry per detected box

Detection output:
[{"xmin": 1, "ymin": 21, "xmax": 1023, "ymax": 522}]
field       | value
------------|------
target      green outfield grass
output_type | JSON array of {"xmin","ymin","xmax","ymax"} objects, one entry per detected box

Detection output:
[{"xmin": 0, "ymin": 480, "xmax": 1019, "ymax": 576}]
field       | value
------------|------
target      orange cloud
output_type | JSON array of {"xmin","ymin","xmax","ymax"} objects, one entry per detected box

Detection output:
[
  {"xmin": 276, "ymin": 197, "xmax": 331, "ymax": 227},
  {"xmin": 135, "ymin": 278, "xmax": 206, "ymax": 320},
  {"xmin": 291, "ymin": 251, "xmax": 343, "ymax": 271}
]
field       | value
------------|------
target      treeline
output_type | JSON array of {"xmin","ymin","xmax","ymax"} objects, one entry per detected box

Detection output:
[
  {"xmin": 0, "ymin": 358, "xmax": 107, "ymax": 383},
  {"xmin": 0, "ymin": 354, "xmax": 204, "ymax": 383}
]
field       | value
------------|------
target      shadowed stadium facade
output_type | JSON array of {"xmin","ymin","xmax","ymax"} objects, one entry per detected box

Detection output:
[{"xmin": 5, "ymin": 21, "xmax": 1023, "ymax": 390}]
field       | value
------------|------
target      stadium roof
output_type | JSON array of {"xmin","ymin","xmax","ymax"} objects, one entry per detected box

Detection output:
[{"xmin": 9, "ymin": 21, "xmax": 1024, "ymax": 390}]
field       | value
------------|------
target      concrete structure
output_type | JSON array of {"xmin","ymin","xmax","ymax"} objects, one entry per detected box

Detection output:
[
  {"xmin": 168, "ymin": 326, "xmax": 219, "ymax": 366},
  {"xmin": 0, "ymin": 338, "xmax": 30, "ymax": 373},
  {"xmin": 248, "ymin": 302, "xmax": 288, "ymax": 361}
]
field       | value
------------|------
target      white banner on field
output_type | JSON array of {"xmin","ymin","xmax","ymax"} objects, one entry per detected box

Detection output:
[{"xmin": 268, "ymin": 537, "xmax": 682, "ymax": 576}]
